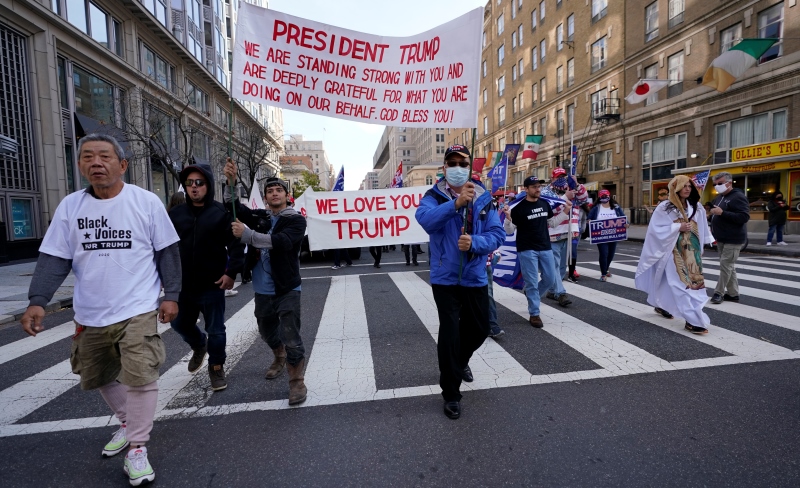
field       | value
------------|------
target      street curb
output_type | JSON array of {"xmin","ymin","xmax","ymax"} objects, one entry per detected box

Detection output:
[
  {"xmin": 626, "ymin": 237, "xmax": 800, "ymax": 257},
  {"xmin": 0, "ymin": 297, "xmax": 73, "ymax": 327}
]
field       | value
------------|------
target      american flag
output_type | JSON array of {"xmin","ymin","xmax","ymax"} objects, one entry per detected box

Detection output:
[
  {"xmin": 392, "ymin": 162, "xmax": 403, "ymax": 188},
  {"xmin": 692, "ymin": 169, "xmax": 711, "ymax": 191}
]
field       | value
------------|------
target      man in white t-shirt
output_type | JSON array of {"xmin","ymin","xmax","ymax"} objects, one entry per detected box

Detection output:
[{"xmin": 20, "ymin": 134, "xmax": 181, "ymax": 487}]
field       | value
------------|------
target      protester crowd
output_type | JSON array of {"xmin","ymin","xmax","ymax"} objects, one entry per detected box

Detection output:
[{"xmin": 19, "ymin": 135, "xmax": 751, "ymax": 485}]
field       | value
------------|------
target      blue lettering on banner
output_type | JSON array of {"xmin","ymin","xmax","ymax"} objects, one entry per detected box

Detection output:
[
  {"xmin": 491, "ymin": 195, "xmax": 525, "ymax": 289},
  {"xmin": 589, "ymin": 216, "xmax": 628, "ymax": 244}
]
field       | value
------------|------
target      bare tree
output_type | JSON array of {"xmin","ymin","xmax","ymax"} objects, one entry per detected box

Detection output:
[{"xmin": 229, "ymin": 120, "xmax": 280, "ymax": 198}]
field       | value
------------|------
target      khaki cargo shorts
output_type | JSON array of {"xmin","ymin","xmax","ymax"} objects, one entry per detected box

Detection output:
[{"xmin": 70, "ymin": 310, "xmax": 166, "ymax": 390}]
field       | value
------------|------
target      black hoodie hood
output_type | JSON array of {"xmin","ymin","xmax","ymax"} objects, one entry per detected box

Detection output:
[{"xmin": 180, "ymin": 163, "xmax": 215, "ymax": 203}]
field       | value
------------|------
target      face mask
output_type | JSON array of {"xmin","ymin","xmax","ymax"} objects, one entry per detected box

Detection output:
[
  {"xmin": 445, "ymin": 166, "xmax": 469, "ymax": 187},
  {"xmin": 552, "ymin": 177, "xmax": 569, "ymax": 191},
  {"xmin": 714, "ymin": 183, "xmax": 728, "ymax": 194},
  {"xmin": 599, "ymin": 197, "xmax": 610, "ymax": 203}
]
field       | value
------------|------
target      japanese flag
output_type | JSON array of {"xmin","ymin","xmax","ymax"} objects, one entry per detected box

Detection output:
[{"xmin": 625, "ymin": 79, "xmax": 670, "ymax": 104}]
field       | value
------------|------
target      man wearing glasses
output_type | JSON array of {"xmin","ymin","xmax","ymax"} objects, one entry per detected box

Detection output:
[
  {"xmin": 416, "ymin": 145, "xmax": 505, "ymax": 420},
  {"xmin": 168, "ymin": 164, "xmax": 244, "ymax": 391}
]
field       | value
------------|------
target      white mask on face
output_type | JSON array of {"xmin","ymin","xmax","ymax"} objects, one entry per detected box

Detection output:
[
  {"xmin": 445, "ymin": 166, "xmax": 470, "ymax": 187},
  {"xmin": 714, "ymin": 182, "xmax": 729, "ymax": 194}
]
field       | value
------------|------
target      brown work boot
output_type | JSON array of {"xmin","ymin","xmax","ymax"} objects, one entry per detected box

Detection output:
[
  {"xmin": 265, "ymin": 345, "xmax": 287, "ymax": 380},
  {"xmin": 529, "ymin": 315, "xmax": 544, "ymax": 328},
  {"xmin": 209, "ymin": 364, "xmax": 227, "ymax": 391},
  {"xmin": 287, "ymin": 359, "xmax": 307, "ymax": 405}
]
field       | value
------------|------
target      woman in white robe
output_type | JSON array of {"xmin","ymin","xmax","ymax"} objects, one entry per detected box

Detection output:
[{"xmin": 635, "ymin": 175, "xmax": 715, "ymax": 334}]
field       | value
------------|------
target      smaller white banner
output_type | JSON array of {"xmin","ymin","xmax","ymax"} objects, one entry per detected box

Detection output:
[{"xmin": 295, "ymin": 188, "xmax": 429, "ymax": 250}]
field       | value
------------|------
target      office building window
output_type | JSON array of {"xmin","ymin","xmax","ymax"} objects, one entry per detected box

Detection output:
[
  {"xmin": 644, "ymin": 63, "xmax": 659, "ymax": 105},
  {"xmin": 512, "ymin": 31, "xmax": 517, "ymax": 49},
  {"xmin": 498, "ymin": 44, "xmax": 505, "ymax": 66},
  {"xmin": 140, "ymin": 42, "xmax": 175, "ymax": 91},
  {"xmin": 714, "ymin": 110, "xmax": 787, "ymax": 164},
  {"xmin": 592, "ymin": 0, "xmax": 607, "ymax": 23},
  {"xmin": 518, "ymin": 24, "xmax": 524, "ymax": 46},
  {"xmin": 532, "ymin": 82, "xmax": 537, "ymax": 106},
  {"xmin": 540, "ymin": 1, "xmax": 546, "ymax": 22},
  {"xmin": 498, "ymin": 75, "xmax": 505, "ymax": 96},
  {"xmin": 667, "ymin": 51, "xmax": 683, "ymax": 97},
  {"xmin": 512, "ymin": 65, "xmax": 517, "ymax": 82},
  {"xmin": 642, "ymin": 133, "xmax": 687, "ymax": 180},
  {"xmin": 556, "ymin": 66, "xmax": 564, "ymax": 92},
  {"xmin": 484, "ymin": 116, "xmax": 488, "ymax": 135},
  {"xmin": 498, "ymin": 13, "xmax": 504, "ymax": 35},
  {"xmin": 531, "ymin": 8, "xmax": 537, "ymax": 30},
  {"xmin": 499, "ymin": 105, "xmax": 506, "ymax": 124},
  {"xmin": 567, "ymin": 14, "xmax": 574, "ymax": 41},
  {"xmin": 540, "ymin": 39, "xmax": 546, "ymax": 63},
  {"xmin": 483, "ymin": 60, "xmax": 487, "ymax": 77},
  {"xmin": 668, "ymin": 0, "xmax": 684, "ymax": 28},
  {"xmin": 720, "ymin": 23, "xmax": 742, "ymax": 53},
  {"xmin": 531, "ymin": 46, "xmax": 538, "ymax": 70},
  {"xmin": 556, "ymin": 24, "xmax": 563, "ymax": 51},
  {"xmin": 540, "ymin": 77, "xmax": 547, "ymax": 102},
  {"xmin": 567, "ymin": 58, "xmax": 575, "ymax": 86},
  {"xmin": 645, "ymin": 2, "xmax": 659, "ymax": 42},
  {"xmin": 758, "ymin": 2, "xmax": 784, "ymax": 63}
]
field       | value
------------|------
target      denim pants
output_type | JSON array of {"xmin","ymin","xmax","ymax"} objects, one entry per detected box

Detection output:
[
  {"xmin": 486, "ymin": 265, "xmax": 499, "ymax": 327},
  {"xmin": 548, "ymin": 239, "xmax": 568, "ymax": 296},
  {"xmin": 597, "ymin": 242, "xmax": 618, "ymax": 276},
  {"xmin": 767, "ymin": 224, "xmax": 784, "ymax": 244},
  {"xmin": 171, "ymin": 288, "xmax": 227, "ymax": 365},
  {"xmin": 254, "ymin": 291, "xmax": 305, "ymax": 366},
  {"xmin": 431, "ymin": 284, "xmax": 490, "ymax": 402},
  {"xmin": 517, "ymin": 249, "xmax": 557, "ymax": 317}
]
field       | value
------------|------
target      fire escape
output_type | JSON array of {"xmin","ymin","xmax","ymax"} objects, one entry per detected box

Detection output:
[{"xmin": 572, "ymin": 97, "xmax": 621, "ymax": 179}]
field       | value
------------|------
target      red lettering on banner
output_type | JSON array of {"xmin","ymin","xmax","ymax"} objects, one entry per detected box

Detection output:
[
  {"xmin": 315, "ymin": 199, "xmax": 339, "ymax": 214},
  {"xmin": 447, "ymin": 62, "xmax": 464, "ymax": 79},
  {"xmin": 265, "ymin": 47, "xmax": 290, "ymax": 65},
  {"xmin": 433, "ymin": 109, "xmax": 453, "ymax": 124},
  {"xmin": 331, "ymin": 216, "xmax": 412, "ymax": 239},
  {"xmin": 362, "ymin": 69, "xmax": 401, "ymax": 85},
  {"xmin": 450, "ymin": 85, "xmax": 468, "ymax": 102},
  {"xmin": 273, "ymin": 69, "xmax": 318, "ymax": 90},
  {"xmin": 401, "ymin": 109, "xmax": 428, "ymax": 123},
  {"xmin": 244, "ymin": 41, "xmax": 260, "ymax": 58},
  {"xmin": 383, "ymin": 90, "xmax": 402, "ymax": 103},
  {"xmin": 431, "ymin": 87, "xmax": 448, "ymax": 103},
  {"xmin": 343, "ymin": 196, "xmax": 387, "ymax": 213},
  {"xmin": 429, "ymin": 66, "xmax": 444, "ymax": 82},
  {"xmin": 390, "ymin": 194, "xmax": 424, "ymax": 210},
  {"xmin": 335, "ymin": 101, "xmax": 376, "ymax": 119},
  {"xmin": 242, "ymin": 61, "xmax": 267, "ymax": 79},
  {"xmin": 403, "ymin": 70, "xmax": 426, "ymax": 85},
  {"xmin": 399, "ymin": 37, "xmax": 441, "ymax": 65},
  {"xmin": 405, "ymin": 89, "xmax": 428, "ymax": 104},
  {"xmin": 242, "ymin": 81, "xmax": 280, "ymax": 101}
]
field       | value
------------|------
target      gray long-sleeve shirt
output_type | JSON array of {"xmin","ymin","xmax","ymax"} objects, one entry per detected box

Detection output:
[{"xmin": 28, "ymin": 242, "xmax": 182, "ymax": 308}]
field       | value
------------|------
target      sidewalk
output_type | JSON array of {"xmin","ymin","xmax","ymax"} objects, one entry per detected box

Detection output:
[
  {"xmin": 626, "ymin": 225, "xmax": 800, "ymax": 257},
  {"xmin": 0, "ymin": 262, "xmax": 74, "ymax": 326}
]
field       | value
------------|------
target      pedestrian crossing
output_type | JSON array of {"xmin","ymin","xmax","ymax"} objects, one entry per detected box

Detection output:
[{"xmin": 0, "ymin": 254, "xmax": 798, "ymax": 438}]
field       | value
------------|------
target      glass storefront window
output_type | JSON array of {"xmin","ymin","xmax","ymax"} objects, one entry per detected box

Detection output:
[
  {"xmin": 746, "ymin": 172, "xmax": 781, "ymax": 208},
  {"xmin": 151, "ymin": 161, "xmax": 168, "ymax": 206},
  {"xmin": 11, "ymin": 199, "xmax": 35, "ymax": 239},
  {"xmin": 66, "ymin": 0, "xmax": 87, "ymax": 33}
]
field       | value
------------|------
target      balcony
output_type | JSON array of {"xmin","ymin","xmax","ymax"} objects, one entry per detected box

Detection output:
[{"xmin": 592, "ymin": 98, "xmax": 621, "ymax": 121}]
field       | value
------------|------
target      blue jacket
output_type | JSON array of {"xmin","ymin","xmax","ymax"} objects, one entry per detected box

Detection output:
[
  {"xmin": 588, "ymin": 203, "xmax": 625, "ymax": 221},
  {"xmin": 416, "ymin": 178, "xmax": 505, "ymax": 287}
]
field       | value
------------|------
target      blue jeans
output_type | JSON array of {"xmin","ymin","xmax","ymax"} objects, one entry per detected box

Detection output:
[
  {"xmin": 767, "ymin": 224, "xmax": 784, "ymax": 244},
  {"xmin": 171, "ymin": 288, "xmax": 227, "ymax": 365},
  {"xmin": 548, "ymin": 239, "xmax": 568, "ymax": 297},
  {"xmin": 517, "ymin": 249, "xmax": 557, "ymax": 317},
  {"xmin": 486, "ymin": 265, "xmax": 499, "ymax": 327},
  {"xmin": 597, "ymin": 242, "xmax": 617, "ymax": 276}
]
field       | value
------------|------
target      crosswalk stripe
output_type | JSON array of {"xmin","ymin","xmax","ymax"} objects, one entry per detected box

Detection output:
[
  {"xmin": 0, "ymin": 321, "xmax": 74, "ymax": 366},
  {"xmin": 577, "ymin": 267, "xmax": 800, "ymax": 334},
  {"xmin": 301, "ymin": 260, "xmax": 428, "ymax": 270},
  {"xmin": 388, "ymin": 272, "xmax": 533, "ymax": 390},
  {"xmin": 737, "ymin": 256, "xmax": 800, "ymax": 269},
  {"xmin": 156, "ymin": 300, "xmax": 258, "ymax": 414},
  {"xmin": 492, "ymin": 286, "xmax": 675, "ymax": 375},
  {"xmin": 561, "ymin": 277, "xmax": 798, "ymax": 362},
  {"xmin": 608, "ymin": 262, "xmax": 800, "ymax": 307},
  {"xmin": 304, "ymin": 275, "xmax": 377, "ymax": 406},
  {"xmin": 0, "ymin": 323, "xmax": 170, "ymax": 426},
  {"xmin": 701, "ymin": 259, "xmax": 800, "ymax": 278},
  {"xmin": 744, "ymin": 255, "xmax": 800, "ymax": 263}
]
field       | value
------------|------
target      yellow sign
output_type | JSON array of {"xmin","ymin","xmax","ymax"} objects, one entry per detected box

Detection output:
[
  {"xmin": 722, "ymin": 159, "xmax": 800, "ymax": 175},
  {"xmin": 731, "ymin": 139, "xmax": 800, "ymax": 162}
]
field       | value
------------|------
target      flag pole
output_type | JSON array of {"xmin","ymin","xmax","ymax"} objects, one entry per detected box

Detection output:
[{"xmin": 228, "ymin": 49, "xmax": 237, "ymax": 221}]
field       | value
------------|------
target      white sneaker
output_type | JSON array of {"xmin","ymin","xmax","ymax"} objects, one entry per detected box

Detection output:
[
  {"xmin": 777, "ymin": 241, "xmax": 789, "ymax": 246},
  {"xmin": 224, "ymin": 289, "xmax": 238, "ymax": 297},
  {"xmin": 102, "ymin": 425, "xmax": 129, "ymax": 457},
  {"xmin": 124, "ymin": 447, "xmax": 155, "ymax": 486},
  {"xmin": 766, "ymin": 242, "xmax": 772, "ymax": 246}
]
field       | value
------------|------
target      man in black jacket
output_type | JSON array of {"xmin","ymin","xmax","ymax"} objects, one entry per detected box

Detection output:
[
  {"xmin": 709, "ymin": 171, "xmax": 750, "ymax": 304},
  {"xmin": 169, "ymin": 163, "xmax": 244, "ymax": 391},
  {"xmin": 223, "ymin": 158, "xmax": 309, "ymax": 405}
]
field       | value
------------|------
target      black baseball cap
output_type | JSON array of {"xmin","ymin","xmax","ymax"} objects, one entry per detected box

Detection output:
[
  {"xmin": 524, "ymin": 176, "xmax": 541, "ymax": 187},
  {"xmin": 444, "ymin": 145, "xmax": 471, "ymax": 161},
  {"xmin": 263, "ymin": 177, "xmax": 289, "ymax": 194}
]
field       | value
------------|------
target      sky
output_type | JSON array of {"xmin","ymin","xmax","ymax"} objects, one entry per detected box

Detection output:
[{"xmin": 268, "ymin": 0, "xmax": 486, "ymax": 190}]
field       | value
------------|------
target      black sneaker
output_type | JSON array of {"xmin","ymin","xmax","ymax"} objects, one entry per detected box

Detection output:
[
  {"xmin": 654, "ymin": 307, "xmax": 674, "ymax": 319},
  {"xmin": 557, "ymin": 294, "xmax": 572, "ymax": 307},
  {"xmin": 566, "ymin": 275, "xmax": 578, "ymax": 283},
  {"xmin": 723, "ymin": 294, "xmax": 740, "ymax": 302},
  {"xmin": 710, "ymin": 293, "xmax": 723, "ymax": 304},
  {"xmin": 546, "ymin": 291, "xmax": 556, "ymax": 300},
  {"xmin": 685, "ymin": 323, "xmax": 708, "ymax": 335},
  {"xmin": 489, "ymin": 325, "xmax": 505, "ymax": 338},
  {"xmin": 209, "ymin": 364, "xmax": 227, "ymax": 391},
  {"xmin": 188, "ymin": 344, "xmax": 207, "ymax": 373}
]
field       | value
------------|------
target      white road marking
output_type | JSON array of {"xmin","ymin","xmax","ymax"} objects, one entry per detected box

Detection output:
[
  {"xmin": 701, "ymin": 259, "xmax": 800, "ymax": 278},
  {"xmin": 736, "ymin": 256, "xmax": 800, "ymax": 269},
  {"xmin": 0, "ymin": 321, "xmax": 74, "ymax": 366}
]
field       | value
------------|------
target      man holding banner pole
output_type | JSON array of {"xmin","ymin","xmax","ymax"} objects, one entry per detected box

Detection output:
[{"xmin": 415, "ymin": 145, "xmax": 505, "ymax": 420}]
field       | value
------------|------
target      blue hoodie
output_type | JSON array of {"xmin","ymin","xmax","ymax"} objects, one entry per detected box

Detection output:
[{"xmin": 416, "ymin": 178, "xmax": 505, "ymax": 287}]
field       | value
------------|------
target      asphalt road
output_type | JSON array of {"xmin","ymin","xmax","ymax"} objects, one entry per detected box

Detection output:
[{"xmin": 1, "ymin": 242, "xmax": 798, "ymax": 487}]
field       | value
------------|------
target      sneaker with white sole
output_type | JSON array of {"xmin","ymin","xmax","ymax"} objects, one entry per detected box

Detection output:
[
  {"xmin": 124, "ymin": 447, "xmax": 155, "ymax": 486},
  {"xmin": 224, "ymin": 289, "xmax": 238, "ymax": 297},
  {"xmin": 777, "ymin": 241, "xmax": 789, "ymax": 246},
  {"xmin": 102, "ymin": 425, "xmax": 129, "ymax": 457},
  {"xmin": 766, "ymin": 242, "xmax": 772, "ymax": 246}
]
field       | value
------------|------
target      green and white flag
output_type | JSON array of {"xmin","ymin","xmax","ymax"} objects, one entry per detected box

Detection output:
[
  {"xmin": 521, "ymin": 135, "xmax": 543, "ymax": 160},
  {"xmin": 702, "ymin": 38, "xmax": 778, "ymax": 92}
]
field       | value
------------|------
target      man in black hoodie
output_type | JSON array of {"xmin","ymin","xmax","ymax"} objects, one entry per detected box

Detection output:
[
  {"xmin": 709, "ymin": 171, "xmax": 750, "ymax": 304},
  {"xmin": 223, "ymin": 158, "xmax": 309, "ymax": 405},
  {"xmin": 169, "ymin": 163, "xmax": 244, "ymax": 391}
]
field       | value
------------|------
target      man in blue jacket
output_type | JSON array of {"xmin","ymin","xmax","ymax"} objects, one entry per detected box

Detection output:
[{"xmin": 416, "ymin": 145, "xmax": 505, "ymax": 420}]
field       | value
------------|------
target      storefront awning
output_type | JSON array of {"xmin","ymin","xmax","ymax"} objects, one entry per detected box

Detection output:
[{"xmin": 672, "ymin": 155, "xmax": 800, "ymax": 176}]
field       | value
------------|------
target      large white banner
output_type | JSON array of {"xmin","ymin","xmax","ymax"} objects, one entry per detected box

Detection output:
[
  {"xmin": 232, "ymin": 3, "xmax": 482, "ymax": 128},
  {"xmin": 295, "ymin": 188, "xmax": 429, "ymax": 251}
]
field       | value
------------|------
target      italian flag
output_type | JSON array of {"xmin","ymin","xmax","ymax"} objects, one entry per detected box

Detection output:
[
  {"xmin": 702, "ymin": 38, "xmax": 778, "ymax": 92},
  {"xmin": 521, "ymin": 135, "xmax": 543, "ymax": 160},
  {"xmin": 484, "ymin": 150, "xmax": 502, "ymax": 170}
]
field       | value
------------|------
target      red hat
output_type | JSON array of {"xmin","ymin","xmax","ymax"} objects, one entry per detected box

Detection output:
[
  {"xmin": 598, "ymin": 189, "xmax": 611, "ymax": 198},
  {"xmin": 552, "ymin": 167, "xmax": 567, "ymax": 178}
]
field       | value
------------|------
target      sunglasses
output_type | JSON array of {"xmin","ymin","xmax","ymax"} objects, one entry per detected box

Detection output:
[
  {"xmin": 445, "ymin": 160, "xmax": 471, "ymax": 168},
  {"xmin": 184, "ymin": 179, "xmax": 206, "ymax": 187}
]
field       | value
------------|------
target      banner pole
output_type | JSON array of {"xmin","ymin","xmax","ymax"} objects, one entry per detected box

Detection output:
[{"xmin": 228, "ymin": 78, "xmax": 236, "ymax": 221}]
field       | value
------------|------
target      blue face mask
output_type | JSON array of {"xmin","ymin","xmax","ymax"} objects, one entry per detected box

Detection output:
[
  {"xmin": 599, "ymin": 197, "xmax": 610, "ymax": 203},
  {"xmin": 445, "ymin": 166, "xmax": 470, "ymax": 187}
]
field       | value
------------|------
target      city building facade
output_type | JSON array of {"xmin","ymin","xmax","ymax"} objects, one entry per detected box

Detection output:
[
  {"xmin": 279, "ymin": 155, "xmax": 313, "ymax": 193},
  {"xmin": 405, "ymin": 164, "xmax": 442, "ymax": 188},
  {"xmin": 283, "ymin": 134, "xmax": 335, "ymax": 190},
  {"xmin": 0, "ymin": 0, "xmax": 283, "ymax": 260}
]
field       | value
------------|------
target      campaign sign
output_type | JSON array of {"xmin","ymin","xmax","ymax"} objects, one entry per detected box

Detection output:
[{"xmin": 589, "ymin": 216, "xmax": 628, "ymax": 244}]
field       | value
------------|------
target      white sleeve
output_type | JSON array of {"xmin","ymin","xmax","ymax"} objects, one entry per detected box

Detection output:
[
  {"xmin": 38, "ymin": 200, "xmax": 74, "ymax": 260},
  {"xmin": 149, "ymin": 197, "xmax": 180, "ymax": 251}
]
